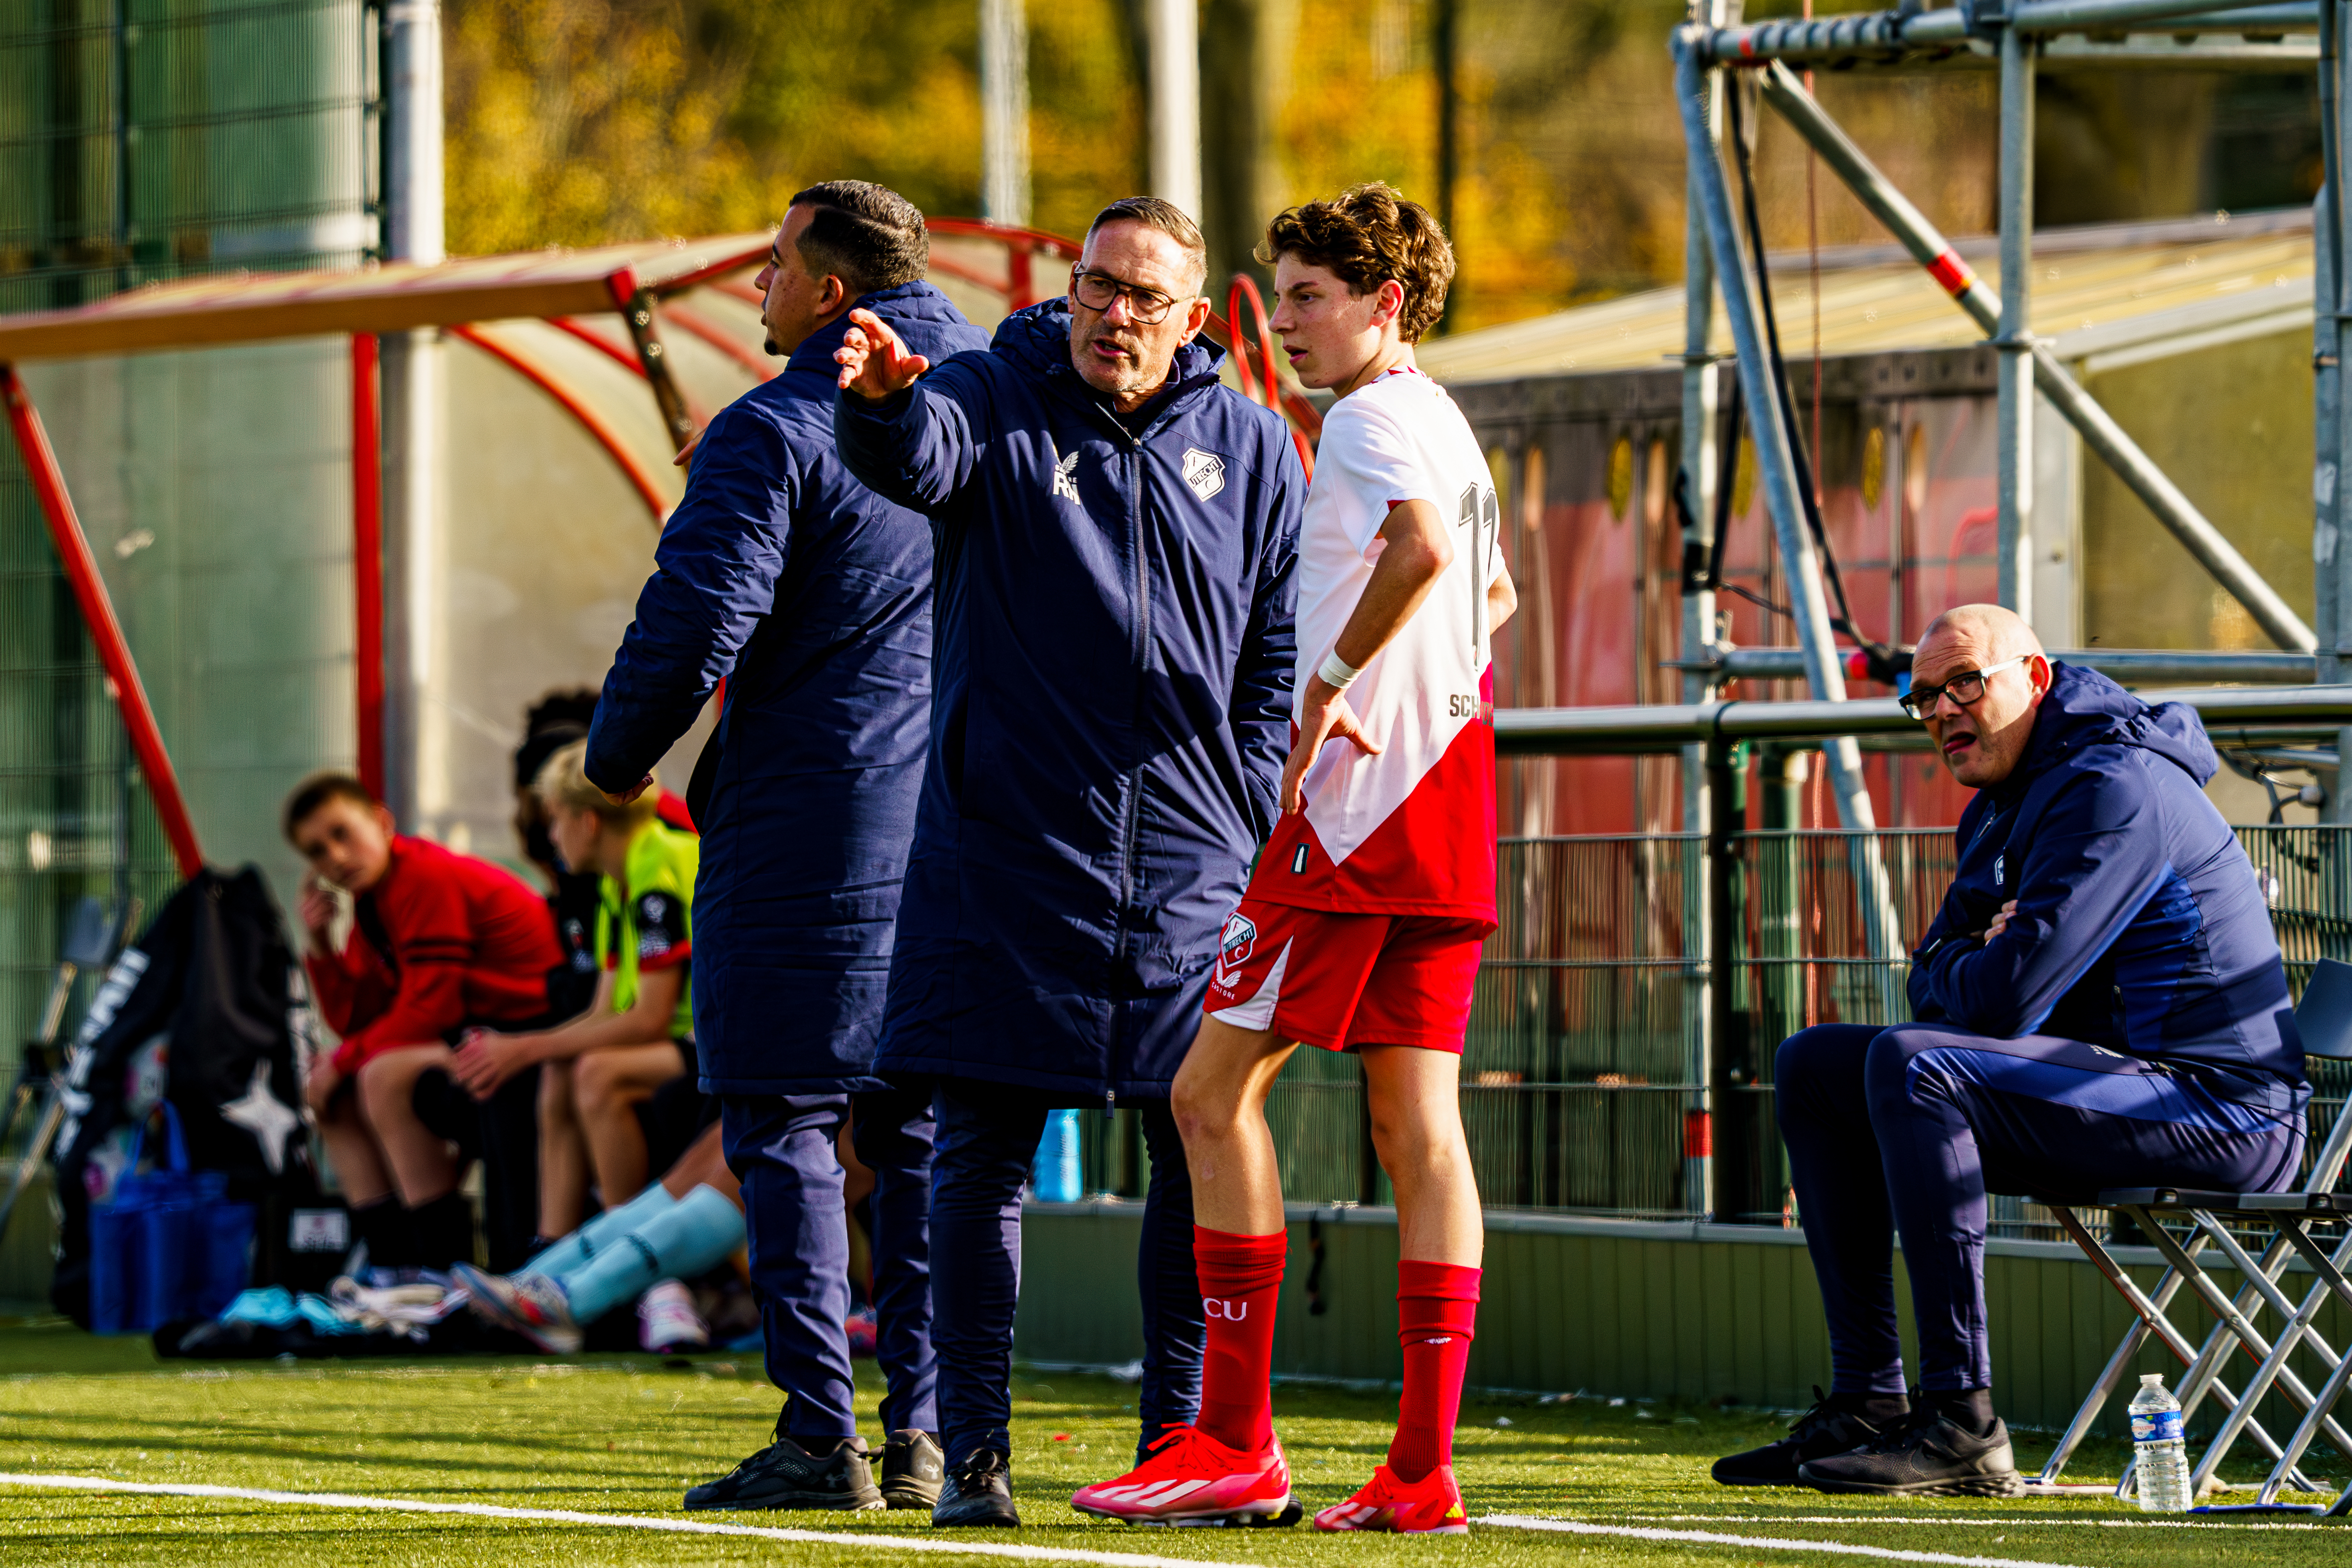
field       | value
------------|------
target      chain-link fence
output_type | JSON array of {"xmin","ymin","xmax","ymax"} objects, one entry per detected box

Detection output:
[{"xmin": 1078, "ymin": 824, "xmax": 2352, "ymax": 1242}]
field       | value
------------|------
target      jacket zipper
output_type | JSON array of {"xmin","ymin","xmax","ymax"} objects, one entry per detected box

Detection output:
[{"xmin": 1106, "ymin": 424, "xmax": 1152, "ymax": 1118}]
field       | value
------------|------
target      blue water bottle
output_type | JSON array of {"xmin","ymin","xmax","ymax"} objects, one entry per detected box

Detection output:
[{"xmin": 1031, "ymin": 1108, "xmax": 1083, "ymax": 1202}]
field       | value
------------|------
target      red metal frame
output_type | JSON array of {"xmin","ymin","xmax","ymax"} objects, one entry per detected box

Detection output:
[
  {"xmin": 1222, "ymin": 275, "xmax": 1317, "ymax": 481},
  {"xmin": 448, "ymin": 324, "xmax": 672, "ymax": 526},
  {"xmin": 1, "ymin": 364, "xmax": 203, "ymax": 878},
  {"xmin": 351, "ymin": 334, "xmax": 385, "ymax": 801},
  {"xmin": 550, "ymin": 315, "xmax": 647, "ymax": 377}
]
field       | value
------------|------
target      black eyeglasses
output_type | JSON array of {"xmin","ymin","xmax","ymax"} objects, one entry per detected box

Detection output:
[
  {"xmin": 1897, "ymin": 655, "xmax": 2030, "ymax": 721},
  {"xmin": 1070, "ymin": 268, "xmax": 1185, "ymax": 324}
]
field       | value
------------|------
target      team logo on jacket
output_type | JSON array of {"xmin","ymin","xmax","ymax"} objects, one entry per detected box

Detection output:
[
  {"xmin": 1051, "ymin": 449, "xmax": 1082, "ymax": 503},
  {"xmin": 1181, "ymin": 447, "xmax": 1226, "ymax": 502},
  {"xmin": 1216, "ymin": 911, "xmax": 1257, "ymax": 981}
]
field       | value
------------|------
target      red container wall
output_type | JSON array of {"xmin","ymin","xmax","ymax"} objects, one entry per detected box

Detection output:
[{"xmin": 1459, "ymin": 358, "xmax": 2003, "ymax": 838}]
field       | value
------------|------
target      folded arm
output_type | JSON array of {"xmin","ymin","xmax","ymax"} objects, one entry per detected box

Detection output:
[{"xmin": 1913, "ymin": 769, "xmax": 2166, "ymax": 1038}]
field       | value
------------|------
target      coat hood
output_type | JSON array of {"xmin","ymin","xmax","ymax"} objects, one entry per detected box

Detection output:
[
  {"xmin": 786, "ymin": 280, "xmax": 978, "ymax": 378},
  {"xmin": 987, "ymin": 297, "xmax": 1228, "ymax": 401},
  {"xmin": 2008, "ymin": 659, "xmax": 2218, "ymax": 794}
]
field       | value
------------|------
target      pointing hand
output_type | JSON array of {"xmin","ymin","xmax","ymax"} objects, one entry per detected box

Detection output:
[{"xmin": 835, "ymin": 309, "xmax": 931, "ymax": 402}]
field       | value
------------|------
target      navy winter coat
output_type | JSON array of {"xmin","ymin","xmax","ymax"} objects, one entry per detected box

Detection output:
[
  {"xmin": 585, "ymin": 281, "xmax": 991, "ymax": 1094},
  {"xmin": 1910, "ymin": 661, "xmax": 2307, "ymax": 1118},
  {"xmin": 835, "ymin": 300, "xmax": 1303, "ymax": 1105}
]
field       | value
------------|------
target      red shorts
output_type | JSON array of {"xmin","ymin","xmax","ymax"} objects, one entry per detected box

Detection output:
[{"xmin": 1201, "ymin": 897, "xmax": 1491, "ymax": 1053}]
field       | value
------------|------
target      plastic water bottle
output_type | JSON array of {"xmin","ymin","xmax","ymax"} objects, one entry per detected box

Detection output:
[
  {"xmin": 1030, "ymin": 1109, "xmax": 1082, "ymax": 1203},
  {"xmin": 2130, "ymin": 1373, "xmax": 2193, "ymax": 1512}
]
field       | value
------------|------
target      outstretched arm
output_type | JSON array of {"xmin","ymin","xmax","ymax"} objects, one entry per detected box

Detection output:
[{"xmin": 833, "ymin": 310, "xmax": 992, "ymax": 512}]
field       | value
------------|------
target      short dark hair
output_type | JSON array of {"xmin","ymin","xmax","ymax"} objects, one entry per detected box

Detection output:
[
  {"xmin": 283, "ymin": 772, "xmax": 379, "ymax": 843},
  {"xmin": 786, "ymin": 180, "xmax": 929, "ymax": 297},
  {"xmin": 1257, "ymin": 182, "xmax": 1456, "ymax": 344},
  {"xmin": 1086, "ymin": 197, "xmax": 1208, "ymax": 293}
]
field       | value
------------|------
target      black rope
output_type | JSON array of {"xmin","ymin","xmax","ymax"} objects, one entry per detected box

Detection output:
[{"xmin": 1724, "ymin": 82, "xmax": 1908, "ymax": 688}]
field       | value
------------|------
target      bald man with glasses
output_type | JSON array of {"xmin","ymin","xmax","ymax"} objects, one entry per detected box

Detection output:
[{"xmin": 1712, "ymin": 603, "xmax": 2310, "ymax": 1497}]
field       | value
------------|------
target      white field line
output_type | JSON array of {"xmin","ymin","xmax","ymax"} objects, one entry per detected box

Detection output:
[
  {"xmin": 0, "ymin": 1473, "xmax": 1260, "ymax": 1568},
  {"xmin": 1603, "ymin": 1512, "xmax": 2330, "ymax": 1531},
  {"xmin": 1479, "ymin": 1513, "xmax": 2088, "ymax": 1568}
]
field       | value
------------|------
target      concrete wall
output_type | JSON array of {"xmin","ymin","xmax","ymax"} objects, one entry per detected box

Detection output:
[{"xmin": 1017, "ymin": 1201, "xmax": 2352, "ymax": 1445}]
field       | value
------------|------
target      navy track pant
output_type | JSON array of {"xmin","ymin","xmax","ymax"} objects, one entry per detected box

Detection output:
[
  {"xmin": 721, "ymin": 1089, "xmax": 937, "ymax": 1440},
  {"xmin": 930, "ymin": 1081, "xmax": 1203, "ymax": 1465},
  {"xmin": 1778, "ymin": 1022, "xmax": 2303, "ymax": 1394}
]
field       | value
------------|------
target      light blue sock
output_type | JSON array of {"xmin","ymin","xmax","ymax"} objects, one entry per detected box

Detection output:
[
  {"xmin": 559, "ymin": 1184, "xmax": 746, "ymax": 1326},
  {"xmin": 523, "ymin": 1183, "xmax": 679, "ymax": 1283}
]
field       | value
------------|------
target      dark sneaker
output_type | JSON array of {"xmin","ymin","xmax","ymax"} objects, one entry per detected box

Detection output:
[
  {"xmin": 683, "ymin": 1434, "xmax": 886, "ymax": 1511},
  {"xmin": 934, "ymin": 1447, "xmax": 1020, "ymax": 1527},
  {"xmin": 881, "ymin": 1429, "xmax": 945, "ymax": 1511},
  {"xmin": 1797, "ymin": 1411, "xmax": 2024, "ymax": 1497},
  {"xmin": 1712, "ymin": 1388, "xmax": 1901, "ymax": 1487}
]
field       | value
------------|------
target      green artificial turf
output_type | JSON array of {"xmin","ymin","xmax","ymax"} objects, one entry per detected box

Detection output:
[{"xmin": 0, "ymin": 1313, "xmax": 2342, "ymax": 1567}]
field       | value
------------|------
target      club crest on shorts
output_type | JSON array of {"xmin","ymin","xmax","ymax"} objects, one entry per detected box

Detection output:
[
  {"xmin": 1181, "ymin": 447, "xmax": 1226, "ymax": 502},
  {"xmin": 1217, "ymin": 911, "xmax": 1257, "ymax": 979}
]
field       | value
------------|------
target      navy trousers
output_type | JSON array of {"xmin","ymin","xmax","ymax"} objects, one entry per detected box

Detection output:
[
  {"xmin": 930, "ymin": 1081, "xmax": 1203, "ymax": 1465},
  {"xmin": 721, "ymin": 1089, "xmax": 938, "ymax": 1440},
  {"xmin": 1778, "ymin": 1022, "xmax": 2304, "ymax": 1393}
]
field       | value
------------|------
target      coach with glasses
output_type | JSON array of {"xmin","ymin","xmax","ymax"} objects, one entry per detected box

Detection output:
[
  {"xmin": 1711, "ymin": 602, "xmax": 2309, "ymax": 1498},
  {"xmin": 832, "ymin": 196, "xmax": 1302, "ymax": 1527}
]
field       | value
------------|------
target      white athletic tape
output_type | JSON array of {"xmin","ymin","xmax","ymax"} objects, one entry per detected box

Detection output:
[
  {"xmin": 1480, "ymin": 1513, "xmax": 2087, "ymax": 1568},
  {"xmin": 0, "ymin": 1473, "xmax": 1259, "ymax": 1568}
]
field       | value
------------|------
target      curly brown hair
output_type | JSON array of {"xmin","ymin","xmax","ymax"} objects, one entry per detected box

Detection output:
[{"xmin": 1255, "ymin": 182, "xmax": 1456, "ymax": 343}]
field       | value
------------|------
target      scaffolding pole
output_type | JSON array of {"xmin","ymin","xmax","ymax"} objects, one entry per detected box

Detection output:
[
  {"xmin": 1755, "ymin": 61, "xmax": 2317, "ymax": 652},
  {"xmin": 1996, "ymin": 24, "xmax": 2036, "ymax": 620},
  {"xmin": 1674, "ymin": 31, "xmax": 1905, "ymax": 990},
  {"xmin": 1678, "ymin": 0, "xmax": 1730, "ymax": 1221},
  {"xmin": 2329, "ymin": 0, "xmax": 2352, "ymax": 825}
]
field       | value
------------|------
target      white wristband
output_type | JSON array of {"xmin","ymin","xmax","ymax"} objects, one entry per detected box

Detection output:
[{"xmin": 1316, "ymin": 649, "xmax": 1361, "ymax": 691}]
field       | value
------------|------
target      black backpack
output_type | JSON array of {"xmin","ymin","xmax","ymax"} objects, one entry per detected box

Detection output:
[{"xmin": 52, "ymin": 866, "xmax": 314, "ymax": 1326}]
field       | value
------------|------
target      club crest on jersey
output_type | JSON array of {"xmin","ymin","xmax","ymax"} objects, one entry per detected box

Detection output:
[
  {"xmin": 1217, "ymin": 911, "xmax": 1257, "ymax": 979},
  {"xmin": 1051, "ymin": 449, "xmax": 1082, "ymax": 503},
  {"xmin": 1181, "ymin": 447, "xmax": 1226, "ymax": 502}
]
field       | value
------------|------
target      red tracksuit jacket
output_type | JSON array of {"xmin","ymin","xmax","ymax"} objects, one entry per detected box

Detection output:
[{"xmin": 309, "ymin": 835, "xmax": 561, "ymax": 1074}]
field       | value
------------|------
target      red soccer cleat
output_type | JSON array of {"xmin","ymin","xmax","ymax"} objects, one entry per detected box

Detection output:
[
  {"xmin": 1312, "ymin": 1462, "xmax": 1470, "ymax": 1534},
  {"xmin": 1070, "ymin": 1425, "xmax": 1301, "ymax": 1527}
]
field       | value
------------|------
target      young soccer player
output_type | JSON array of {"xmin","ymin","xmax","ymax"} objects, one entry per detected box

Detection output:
[
  {"xmin": 288, "ymin": 774, "xmax": 563, "ymax": 1272},
  {"xmin": 1072, "ymin": 183, "xmax": 1514, "ymax": 1533},
  {"xmin": 450, "ymin": 741, "xmax": 702, "ymax": 1240}
]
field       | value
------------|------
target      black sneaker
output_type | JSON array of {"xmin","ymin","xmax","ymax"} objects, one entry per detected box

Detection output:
[
  {"xmin": 934, "ymin": 1447, "xmax": 1020, "ymax": 1527},
  {"xmin": 1712, "ymin": 1388, "xmax": 1902, "ymax": 1487},
  {"xmin": 683, "ymin": 1434, "xmax": 886, "ymax": 1511},
  {"xmin": 881, "ymin": 1429, "xmax": 945, "ymax": 1510},
  {"xmin": 1797, "ymin": 1410, "xmax": 2024, "ymax": 1497}
]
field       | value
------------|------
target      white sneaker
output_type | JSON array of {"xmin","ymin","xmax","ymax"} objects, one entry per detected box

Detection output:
[{"xmin": 639, "ymin": 1278, "xmax": 709, "ymax": 1352}]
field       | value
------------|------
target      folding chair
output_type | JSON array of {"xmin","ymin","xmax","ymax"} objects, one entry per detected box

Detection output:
[{"xmin": 2029, "ymin": 956, "xmax": 2352, "ymax": 1507}]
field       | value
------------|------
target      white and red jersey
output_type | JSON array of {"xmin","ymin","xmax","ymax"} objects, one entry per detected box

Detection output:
[{"xmin": 1248, "ymin": 367, "xmax": 1502, "ymax": 925}]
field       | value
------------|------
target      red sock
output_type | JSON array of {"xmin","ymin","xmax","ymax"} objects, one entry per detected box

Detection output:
[
  {"xmin": 1387, "ymin": 1260, "xmax": 1480, "ymax": 1483},
  {"xmin": 1193, "ymin": 1226, "xmax": 1286, "ymax": 1452}
]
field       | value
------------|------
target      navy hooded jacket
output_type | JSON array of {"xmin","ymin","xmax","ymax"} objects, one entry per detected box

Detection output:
[
  {"xmin": 1909, "ymin": 661, "xmax": 2307, "ymax": 1117},
  {"xmin": 835, "ymin": 300, "xmax": 1302, "ymax": 1105},
  {"xmin": 584, "ymin": 281, "xmax": 991, "ymax": 1095}
]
